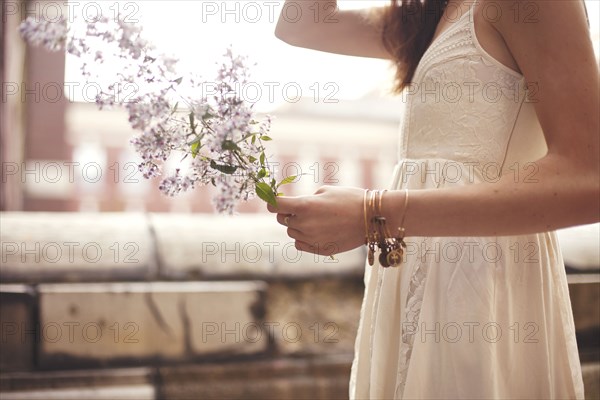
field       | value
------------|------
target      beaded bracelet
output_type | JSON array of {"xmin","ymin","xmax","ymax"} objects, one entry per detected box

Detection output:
[{"xmin": 364, "ymin": 189, "xmax": 408, "ymax": 268}]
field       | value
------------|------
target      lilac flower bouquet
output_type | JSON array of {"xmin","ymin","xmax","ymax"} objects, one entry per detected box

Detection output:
[{"xmin": 19, "ymin": 14, "xmax": 294, "ymax": 214}]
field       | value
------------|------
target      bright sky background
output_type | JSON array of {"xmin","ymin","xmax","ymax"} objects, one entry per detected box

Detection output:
[{"xmin": 65, "ymin": 0, "xmax": 600, "ymax": 112}]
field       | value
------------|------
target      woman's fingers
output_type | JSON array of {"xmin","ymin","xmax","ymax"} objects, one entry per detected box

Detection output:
[
  {"xmin": 276, "ymin": 213, "xmax": 298, "ymax": 229},
  {"xmin": 294, "ymin": 240, "xmax": 315, "ymax": 253},
  {"xmin": 266, "ymin": 196, "xmax": 300, "ymax": 214},
  {"xmin": 287, "ymin": 227, "xmax": 311, "ymax": 243},
  {"xmin": 276, "ymin": 213, "xmax": 341, "ymax": 255},
  {"xmin": 270, "ymin": 186, "xmax": 365, "ymax": 256},
  {"xmin": 293, "ymin": 240, "xmax": 338, "ymax": 256}
]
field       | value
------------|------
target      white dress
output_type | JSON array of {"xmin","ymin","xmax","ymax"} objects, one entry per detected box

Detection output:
[{"xmin": 349, "ymin": 2, "xmax": 585, "ymax": 399}]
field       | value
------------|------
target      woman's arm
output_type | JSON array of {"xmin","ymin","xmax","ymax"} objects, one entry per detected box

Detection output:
[
  {"xmin": 275, "ymin": 0, "xmax": 391, "ymax": 59},
  {"xmin": 267, "ymin": 0, "xmax": 599, "ymax": 255}
]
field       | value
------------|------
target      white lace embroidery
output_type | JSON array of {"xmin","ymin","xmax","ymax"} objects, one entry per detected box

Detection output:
[
  {"xmin": 395, "ymin": 262, "xmax": 429, "ymax": 398},
  {"xmin": 398, "ymin": 16, "xmax": 525, "ymax": 172}
]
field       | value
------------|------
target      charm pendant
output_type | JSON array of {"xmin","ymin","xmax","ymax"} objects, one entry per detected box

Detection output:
[
  {"xmin": 379, "ymin": 248, "xmax": 390, "ymax": 268},
  {"xmin": 386, "ymin": 248, "xmax": 403, "ymax": 267}
]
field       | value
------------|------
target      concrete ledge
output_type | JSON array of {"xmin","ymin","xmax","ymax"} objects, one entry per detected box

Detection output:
[
  {"xmin": 0, "ymin": 212, "xmax": 367, "ymax": 283},
  {"xmin": 0, "ymin": 356, "xmax": 352, "ymax": 400},
  {"xmin": 36, "ymin": 281, "xmax": 268, "ymax": 368},
  {"xmin": 0, "ymin": 385, "xmax": 155, "ymax": 400},
  {"xmin": 0, "ymin": 213, "xmax": 155, "ymax": 282},
  {"xmin": 150, "ymin": 214, "xmax": 366, "ymax": 280}
]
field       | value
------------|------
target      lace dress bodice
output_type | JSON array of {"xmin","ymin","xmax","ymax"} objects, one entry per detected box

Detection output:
[{"xmin": 398, "ymin": 5, "xmax": 547, "ymax": 174}]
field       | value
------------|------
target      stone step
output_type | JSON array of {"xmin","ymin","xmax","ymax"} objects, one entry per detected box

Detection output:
[
  {"xmin": 0, "ymin": 367, "xmax": 153, "ymax": 392},
  {"xmin": 0, "ymin": 368, "xmax": 155, "ymax": 399},
  {"xmin": 0, "ymin": 385, "xmax": 155, "ymax": 400},
  {"xmin": 567, "ymin": 273, "xmax": 600, "ymax": 285},
  {"xmin": 0, "ymin": 356, "xmax": 353, "ymax": 400},
  {"xmin": 1, "ymin": 358, "xmax": 596, "ymax": 400},
  {"xmin": 32, "ymin": 281, "xmax": 268, "ymax": 369},
  {"xmin": 157, "ymin": 354, "xmax": 353, "ymax": 400}
]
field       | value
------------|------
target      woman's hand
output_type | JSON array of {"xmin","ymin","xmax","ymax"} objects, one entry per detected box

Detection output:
[{"xmin": 267, "ymin": 185, "xmax": 366, "ymax": 256}]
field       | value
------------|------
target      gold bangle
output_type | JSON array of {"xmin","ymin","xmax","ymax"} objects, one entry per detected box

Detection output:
[
  {"xmin": 369, "ymin": 189, "xmax": 377, "ymax": 238},
  {"xmin": 363, "ymin": 189, "xmax": 369, "ymax": 244},
  {"xmin": 366, "ymin": 189, "xmax": 378, "ymax": 266},
  {"xmin": 378, "ymin": 189, "xmax": 387, "ymax": 217},
  {"xmin": 399, "ymin": 189, "xmax": 409, "ymax": 235}
]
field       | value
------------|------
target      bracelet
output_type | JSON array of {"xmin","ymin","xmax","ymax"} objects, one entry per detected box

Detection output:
[
  {"xmin": 364, "ymin": 188, "xmax": 408, "ymax": 268},
  {"xmin": 363, "ymin": 188, "xmax": 369, "ymax": 245}
]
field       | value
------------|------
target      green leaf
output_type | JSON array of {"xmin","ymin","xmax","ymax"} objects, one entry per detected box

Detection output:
[
  {"xmin": 259, "ymin": 153, "xmax": 265, "ymax": 165},
  {"xmin": 251, "ymin": 135, "xmax": 256, "ymax": 145},
  {"xmin": 255, "ymin": 182, "xmax": 277, "ymax": 207},
  {"xmin": 277, "ymin": 175, "xmax": 297, "ymax": 188},
  {"xmin": 191, "ymin": 141, "xmax": 200, "ymax": 158},
  {"xmin": 257, "ymin": 169, "xmax": 267, "ymax": 179},
  {"xmin": 170, "ymin": 102, "xmax": 179, "ymax": 115},
  {"xmin": 210, "ymin": 160, "xmax": 238, "ymax": 174},
  {"xmin": 221, "ymin": 140, "xmax": 240, "ymax": 151},
  {"xmin": 261, "ymin": 136, "xmax": 272, "ymax": 141},
  {"xmin": 248, "ymin": 155, "xmax": 257, "ymax": 163}
]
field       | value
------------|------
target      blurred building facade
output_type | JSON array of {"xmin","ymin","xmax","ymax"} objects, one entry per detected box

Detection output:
[{"xmin": 1, "ymin": 0, "xmax": 405, "ymax": 214}]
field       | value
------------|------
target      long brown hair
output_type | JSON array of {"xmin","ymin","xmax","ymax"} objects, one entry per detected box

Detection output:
[{"xmin": 379, "ymin": 0, "xmax": 448, "ymax": 93}]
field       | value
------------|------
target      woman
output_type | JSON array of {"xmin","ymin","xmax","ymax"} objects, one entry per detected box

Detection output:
[{"xmin": 270, "ymin": 0, "xmax": 598, "ymax": 398}]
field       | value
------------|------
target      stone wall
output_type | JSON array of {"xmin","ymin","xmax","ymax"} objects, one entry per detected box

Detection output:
[
  {"xmin": 0, "ymin": 212, "xmax": 366, "ymax": 399},
  {"xmin": 0, "ymin": 212, "xmax": 598, "ymax": 399}
]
